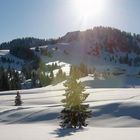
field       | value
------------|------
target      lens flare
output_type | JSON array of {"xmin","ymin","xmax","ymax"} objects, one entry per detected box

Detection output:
[{"xmin": 74, "ymin": 0, "xmax": 105, "ymax": 19}]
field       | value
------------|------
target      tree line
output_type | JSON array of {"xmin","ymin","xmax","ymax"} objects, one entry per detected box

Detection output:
[
  {"xmin": 0, "ymin": 37, "xmax": 59, "ymax": 50},
  {"xmin": 0, "ymin": 67, "xmax": 21, "ymax": 91}
]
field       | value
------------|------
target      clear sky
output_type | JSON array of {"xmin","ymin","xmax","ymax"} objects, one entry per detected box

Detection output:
[{"xmin": 0, "ymin": 0, "xmax": 140, "ymax": 43}]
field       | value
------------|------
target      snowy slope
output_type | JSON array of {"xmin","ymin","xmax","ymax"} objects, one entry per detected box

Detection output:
[
  {"xmin": 0, "ymin": 50, "xmax": 24, "ymax": 70},
  {"xmin": 0, "ymin": 78, "xmax": 140, "ymax": 140},
  {"xmin": 40, "ymin": 43, "xmax": 140, "ymax": 76}
]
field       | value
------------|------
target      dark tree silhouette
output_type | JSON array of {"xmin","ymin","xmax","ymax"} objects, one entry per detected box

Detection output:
[{"xmin": 15, "ymin": 91, "xmax": 22, "ymax": 106}]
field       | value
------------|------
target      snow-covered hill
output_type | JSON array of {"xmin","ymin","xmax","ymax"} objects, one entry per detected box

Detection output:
[
  {"xmin": 37, "ymin": 29, "xmax": 140, "ymax": 77},
  {"xmin": 57, "ymin": 27, "xmax": 140, "ymax": 68},
  {"xmin": 36, "ymin": 42, "xmax": 140, "ymax": 88},
  {"xmin": 1, "ymin": 41, "xmax": 140, "ymax": 89},
  {"xmin": 0, "ymin": 50, "xmax": 24, "ymax": 70}
]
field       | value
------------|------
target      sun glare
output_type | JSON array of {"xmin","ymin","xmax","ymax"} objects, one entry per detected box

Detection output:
[{"xmin": 74, "ymin": 0, "xmax": 105, "ymax": 19}]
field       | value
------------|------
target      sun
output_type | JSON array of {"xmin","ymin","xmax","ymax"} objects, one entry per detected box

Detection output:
[{"xmin": 74, "ymin": 0, "xmax": 105, "ymax": 19}]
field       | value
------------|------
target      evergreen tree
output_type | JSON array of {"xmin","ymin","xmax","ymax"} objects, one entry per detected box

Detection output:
[
  {"xmin": 35, "ymin": 46, "xmax": 40, "ymax": 52},
  {"xmin": 60, "ymin": 75, "xmax": 91, "ymax": 128},
  {"xmin": 38, "ymin": 60, "xmax": 46, "ymax": 75},
  {"xmin": 1, "ymin": 69, "xmax": 9, "ymax": 91},
  {"xmin": 15, "ymin": 91, "xmax": 22, "ymax": 106},
  {"xmin": 54, "ymin": 68, "xmax": 66, "ymax": 84},
  {"xmin": 0, "ymin": 66, "xmax": 23, "ymax": 91},
  {"xmin": 14, "ymin": 71, "xmax": 21, "ymax": 89},
  {"xmin": 50, "ymin": 70, "xmax": 54, "ymax": 79},
  {"xmin": 37, "ymin": 60, "xmax": 52, "ymax": 86},
  {"xmin": 46, "ymin": 75, "xmax": 51, "ymax": 85},
  {"xmin": 79, "ymin": 63, "xmax": 87, "ymax": 77},
  {"xmin": 31, "ymin": 70, "xmax": 38, "ymax": 87},
  {"xmin": 38, "ymin": 73, "xmax": 51, "ymax": 87},
  {"xmin": 70, "ymin": 65, "xmax": 81, "ymax": 79}
]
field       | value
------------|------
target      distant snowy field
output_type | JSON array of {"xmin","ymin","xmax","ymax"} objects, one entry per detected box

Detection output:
[
  {"xmin": 0, "ymin": 50, "xmax": 9, "ymax": 55},
  {"xmin": 0, "ymin": 80, "xmax": 140, "ymax": 140}
]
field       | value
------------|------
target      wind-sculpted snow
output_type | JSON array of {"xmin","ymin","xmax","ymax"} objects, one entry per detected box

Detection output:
[
  {"xmin": 0, "ymin": 80, "xmax": 140, "ymax": 139},
  {"xmin": 0, "ymin": 80, "xmax": 140, "ymax": 126}
]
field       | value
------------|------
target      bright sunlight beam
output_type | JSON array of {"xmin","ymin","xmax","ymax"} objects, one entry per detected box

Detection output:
[{"xmin": 74, "ymin": 0, "xmax": 106, "ymax": 20}]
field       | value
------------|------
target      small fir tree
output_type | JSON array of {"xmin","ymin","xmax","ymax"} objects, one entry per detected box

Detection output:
[
  {"xmin": 15, "ymin": 91, "xmax": 22, "ymax": 106},
  {"xmin": 54, "ymin": 69, "xmax": 66, "ymax": 84},
  {"xmin": 60, "ymin": 75, "xmax": 91, "ymax": 128},
  {"xmin": 50, "ymin": 70, "xmax": 54, "ymax": 79}
]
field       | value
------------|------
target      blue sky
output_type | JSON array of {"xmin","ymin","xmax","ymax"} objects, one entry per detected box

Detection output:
[{"xmin": 0, "ymin": 0, "xmax": 140, "ymax": 43}]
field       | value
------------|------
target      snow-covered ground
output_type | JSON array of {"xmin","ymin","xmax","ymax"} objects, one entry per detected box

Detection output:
[
  {"xmin": 0, "ymin": 124, "xmax": 139, "ymax": 140},
  {"xmin": 0, "ymin": 50, "xmax": 9, "ymax": 55},
  {"xmin": 0, "ymin": 79, "xmax": 140, "ymax": 140},
  {"xmin": 0, "ymin": 46, "xmax": 140, "ymax": 139}
]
